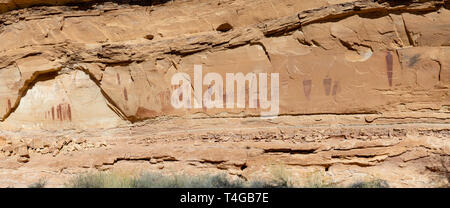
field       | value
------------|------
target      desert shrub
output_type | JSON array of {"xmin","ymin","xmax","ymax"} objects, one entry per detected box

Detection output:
[
  {"xmin": 303, "ymin": 171, "xmax": 337, "ymax": 188},
  {"xmin": 28, "ymin": 179, "xmax": 47, "ymax": 188},
  {"xmin": 268, "ymin": 164, "xmax": 293, "ymax": 188},
  {"xmin": 349, "ymin": 179, "xmax": 389, "ymax": 188},
  {"xmin": 67, "ymin": 172, "xmax": 251, "ymax": 188},
  {"xmin": 247, "ymin": 180, "xmax": 286, "ymax": 188},
  {"xmin": 440, "ymin": 158, "xmax": 450, "ymax": 187},
  {"xmin": 132, "ymin": 173, "xmax": 246, "ymax": 188},
  {"xmin": 66, "ymin": 171, "xmax": 289, "ymax": 188},
  {"xmin": 66, "ymin": 172, "xmax": 135, "ymax": 188},
  {"xmin": 65, "ymin": 170, "xmax": 390, "ymax": 188}
]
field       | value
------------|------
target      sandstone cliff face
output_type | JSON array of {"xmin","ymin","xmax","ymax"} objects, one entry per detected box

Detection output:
[
  {"xmin": 0, "ymin": 0, "xmax": 448, "ymax": 129},
  {"xmin": 0, "ymin": 0, "xmax": 448, "ymax": 187}
]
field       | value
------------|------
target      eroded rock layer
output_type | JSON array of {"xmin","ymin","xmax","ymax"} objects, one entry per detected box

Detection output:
[{"xmin": 0, "ymin": 0, "xmax": 448, "ymax": 187}]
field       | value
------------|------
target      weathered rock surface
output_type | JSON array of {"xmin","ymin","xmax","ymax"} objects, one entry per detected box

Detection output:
[{"xmin": 0, "ymin": 0, "xmax": 448, "ymax": 187}]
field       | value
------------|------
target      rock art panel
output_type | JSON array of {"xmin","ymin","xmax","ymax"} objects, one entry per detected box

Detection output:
[
  {"xmin": 0, "ymin": 70, "xmax": 124, "ymax": 130},
  {"xmin": 0, "ymin": 55, "xmax": 63, "ymax": 121},
  {"xmin": 0, "ymin": 0, "xmax": 447, "ymax": 124},
  {"xmin": 0, "ymin": 0, "xmax": 448, "ymax": 188},
  {"xmin": 0, "ymin": 65, "xmax": 21, "ymax": 120},
  {"xmin": 100, "ymin": 60, "xmax": 182, "ymax": 120}
]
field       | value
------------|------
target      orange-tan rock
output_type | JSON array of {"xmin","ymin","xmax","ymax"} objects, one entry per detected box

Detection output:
[{"xmin": 0, "ymin": 0, "xmax": 448, "ymax": 187}]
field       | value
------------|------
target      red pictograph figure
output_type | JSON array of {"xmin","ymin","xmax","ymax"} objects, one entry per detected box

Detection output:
[
  {"xmin": 57, "ymin": 104, "xmax": 62, "ymax": 120},
  {"xmin": 158, "ymin": 89, "xmax": 171, "ymax": 106},
  {"xmin": 7, "ymin": 99, "xmax": 11, "ymax": 112},
  {"xmin": 303, "ymin": 80, "xmax": 312, "ymax": 100},
  {"xmin": 323, "ymin": 78, "xmax": 332, "ymax": 96},
  {"xmin": 46, "ymin": 103, "xmax": 72, "ymax": 121},
  {"xmin": 386, "ymin": 51, "xmax": 393, "ymax": 87},
  {"xmin": 51, "ymin": 107, "xmax": 55, "ymax": 120},
  {"xmin": 123, "ymin": 88, "xmax": 128, "ymax": 101},
  {"xmin": 67, "ymin": 104, "xmax": 72, "ymax": 121},
  {"xmin": 223, "ymin": 92, "xmax": 227, "ymax": 106},
  {"xmin": 332, "ymin": 81, "xmax": 339, "ymax": 96}
]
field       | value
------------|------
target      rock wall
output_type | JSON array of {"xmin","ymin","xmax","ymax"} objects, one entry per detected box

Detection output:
[
  {"xmin": 0, "ymin": 0, "xmax": 448, "ymax": 130},
  {"xmin": 0, "ymin": 0, "xmax": 448, "ymax": 187}
]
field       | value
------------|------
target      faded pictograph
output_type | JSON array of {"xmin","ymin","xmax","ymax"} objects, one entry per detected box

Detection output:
[{"xmin": 171, "ymin": 64, "xmax": 279, "ymax": 118}]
